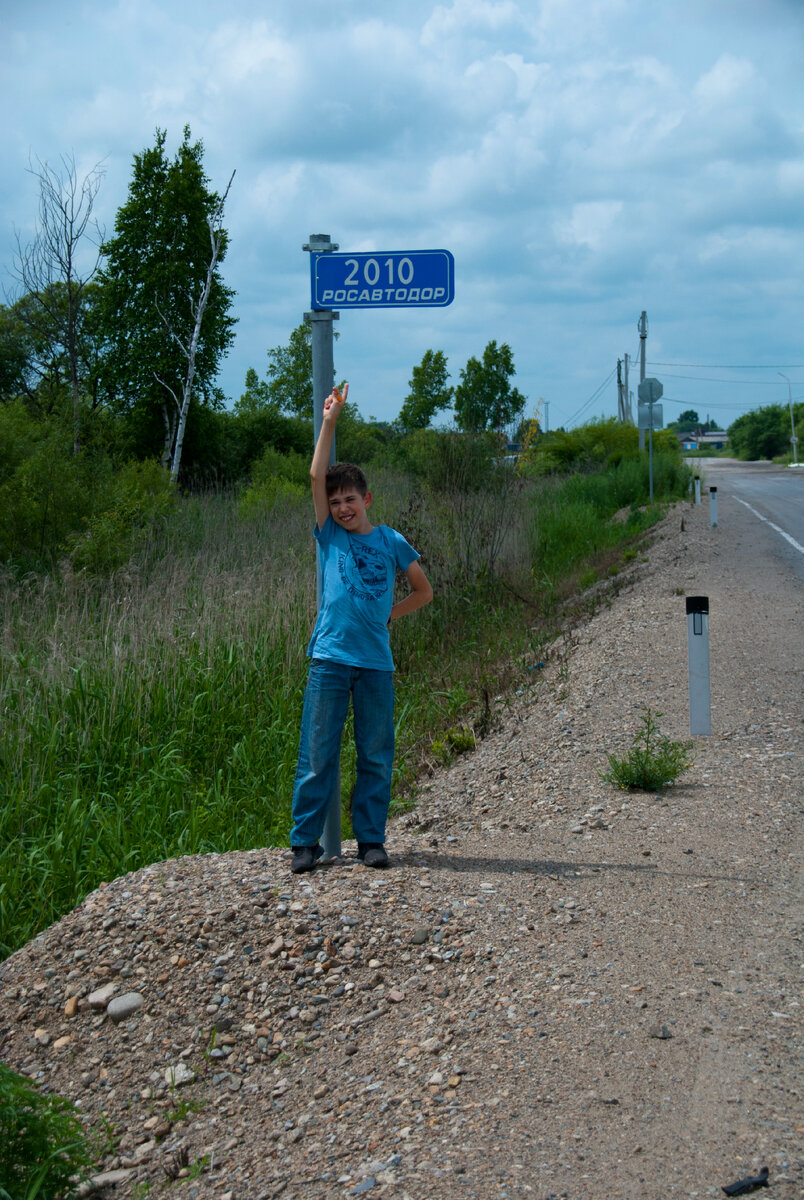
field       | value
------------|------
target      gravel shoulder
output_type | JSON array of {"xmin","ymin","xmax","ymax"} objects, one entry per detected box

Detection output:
[{"xmin": 1, "ymin": 486, "xmax": 802, "ymax": 1200}]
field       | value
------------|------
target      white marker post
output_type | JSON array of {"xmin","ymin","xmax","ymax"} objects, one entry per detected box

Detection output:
[
  {"xmin": 686, "ymin": 596, "xmax": 711, "ymax": 735},
  {"xmin": 709, "ymin": 485, "xmax": 718, "ymax": 527},
  {"xmin": 694, "ymin": 476, "xmax": 701, "ymax": 505}
]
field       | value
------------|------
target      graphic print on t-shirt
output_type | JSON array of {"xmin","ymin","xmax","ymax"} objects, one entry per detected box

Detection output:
[{"xmin": 338, "ymin": 540, "xmax": 388, "ymax": 601}]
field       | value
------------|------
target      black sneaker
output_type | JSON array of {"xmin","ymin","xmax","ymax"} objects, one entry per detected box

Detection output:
[
  {"xmin": 290, "ymin": 844, "xmax": 323, "ymax": 874},
  {"xmin": 357, "ymin": 843, "xmax": 389, "ymax": 869}
]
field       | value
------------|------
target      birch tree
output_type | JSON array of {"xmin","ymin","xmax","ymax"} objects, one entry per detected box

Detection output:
[
  {"xmin": 98, "ymin": 128, "xmax": 236, "ymax": 474},
  {"xmin": 158, "ymin": 170, "xmax": 235, "ymax": 481}
]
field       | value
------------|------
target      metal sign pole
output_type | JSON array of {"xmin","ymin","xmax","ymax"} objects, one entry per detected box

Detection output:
[
  {"xmin": 300, "ymin": 235, "xmax": 455, "ymax": 866},
  {"xmin": 303, "ymin": 234, "xmax": 341, "ymax": 862},
  {"xmin": 638, "ymin": 377, "xmax": 662, "ymax": 503}
]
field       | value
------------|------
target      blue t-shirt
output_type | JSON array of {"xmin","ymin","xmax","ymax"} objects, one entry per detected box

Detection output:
[{"xmin": 307, "ymin": 517, "xmax": 420, "ymax": 671}]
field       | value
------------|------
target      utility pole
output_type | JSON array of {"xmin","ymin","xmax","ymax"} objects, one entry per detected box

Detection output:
[
  {"xmin": 617, "ymin": 359, "xmax": 624, "ymax": 422},
  {"xmin": 778, "ymin": 372, "xmax": 799, "ymax": 466},
  {"xmin": 638, "ymin": 311, "xmax": 648, "ymax": 450},
  {"xmin": 624, "ymin": 353, "xmax": 631, "ymax": 423},
  {"xmin": 543, "ymin": 399, "xmax": 550, "ymax": 433}
]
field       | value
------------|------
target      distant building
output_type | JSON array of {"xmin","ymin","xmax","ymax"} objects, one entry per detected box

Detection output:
[{"xmin": 677, "ymin": 431, "xmax": 727, "ymax": 451}]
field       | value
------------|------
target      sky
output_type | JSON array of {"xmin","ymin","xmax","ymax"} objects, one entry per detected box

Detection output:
[{"xmin": 2, "ymin": 0, "xmax": 804, "ymax": 431}]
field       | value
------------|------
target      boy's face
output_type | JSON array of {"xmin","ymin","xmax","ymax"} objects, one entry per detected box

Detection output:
[{"xmin": 328, "ymin": 486, "xmax": 373, "ymax": 534}]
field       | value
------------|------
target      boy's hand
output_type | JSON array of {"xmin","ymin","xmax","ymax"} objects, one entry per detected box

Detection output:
[{"xmin": 323, "ymin": 381, "xmax": 349, "ymax": 418}]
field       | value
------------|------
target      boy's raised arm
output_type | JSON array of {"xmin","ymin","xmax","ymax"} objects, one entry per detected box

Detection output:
[{"xmin": 310, "ymin": 384, "xmax": 347, "ymax": 530}]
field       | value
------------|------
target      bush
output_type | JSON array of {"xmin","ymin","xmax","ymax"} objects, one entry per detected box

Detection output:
[
  {"xmin": 0, "ymin": 403, "xmax": 92, "ymax": 567},
  {"xmin": 237, "ymin": 446, "xmax": 309, "ymax": 517},
  {"xmin": 0, "ymin": 1061, "xmax": 92, "ymax": 1199},
  {"xmin": 393, "ymin": 428, "xmax": 504, "ymax": 491},
  {"xmin": 68, "ymin": 460, "xmax": 173, "ymax": 572},
  {"xmin": 727, "ymin": 403, "xmax": 804, "ymax": 461},
  {"xmin": 528, "ymin": 418, "xmax": 683, "ymax": 476},
  {"xmin": 601, "ymin": 709, "xmax": 694, "ymax": 791}
]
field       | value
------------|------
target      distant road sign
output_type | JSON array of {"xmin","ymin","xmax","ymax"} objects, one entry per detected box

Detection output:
[
  {"xmin": 638, "ymin": 403, "xmax": 664, "ymax": 429},
  {"xmin": 638, "ymin": 377, "xmax": 663, "ymax": 403},
  {"xmin": 310, "ymin": 249, "xmax": 454, "ymax": 309}
]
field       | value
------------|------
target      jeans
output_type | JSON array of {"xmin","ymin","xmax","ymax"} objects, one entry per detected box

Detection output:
[{"xmin": 290, "ymin": 659, "xmax": 395, "ymax": 848}]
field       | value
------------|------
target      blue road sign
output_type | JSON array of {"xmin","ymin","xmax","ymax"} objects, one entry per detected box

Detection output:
[{"xmin": 310, "ymin": 249, "xmax": 454, "ymax": 309}]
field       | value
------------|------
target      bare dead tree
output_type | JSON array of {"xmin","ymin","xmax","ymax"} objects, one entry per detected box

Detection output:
[
  {"xmin": 11, "ymin": 153, "xmax": 105, "ymax": 454},
  {"xmin": 155, "ymin": 169, "xmax": 235, "ymax": 483}
]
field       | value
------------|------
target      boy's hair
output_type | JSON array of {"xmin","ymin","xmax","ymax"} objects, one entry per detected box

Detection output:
[{"xmin": 325, "ymin": 462, "xmax": 368, "ymax": 497}]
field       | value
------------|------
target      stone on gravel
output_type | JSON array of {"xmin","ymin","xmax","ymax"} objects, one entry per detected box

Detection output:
[
  {"xmin": 87, "ymin": 982, "xmax": 117, "ymax": 1010},
  {"xmin": 107, "ymin": 992, "xmax": 144, "ymax": 1023},
  {"xmin": 165, "ymin": 1062, "xmax": 195, "ymax": 1087}
]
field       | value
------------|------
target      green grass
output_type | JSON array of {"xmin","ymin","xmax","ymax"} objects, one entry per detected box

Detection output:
[
  {"xmin": 1, "ymin": 456, "xmax": 689, "ymax": 959},
  {"xmin": 0, "ymin": 1060, "xmax": 93, "ymax": 1200}
]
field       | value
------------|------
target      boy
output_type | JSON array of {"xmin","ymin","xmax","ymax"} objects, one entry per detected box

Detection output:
[{"xmin": 290, "ymin": 383, "xmax": 433, "ymax": 873}]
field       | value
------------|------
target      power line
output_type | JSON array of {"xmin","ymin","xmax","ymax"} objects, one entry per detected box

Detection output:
[
  {"xmin": 650, "ymin": 371, "xmax": 789, "ymax": 385},
  {"xmin": 565, "ymin": 367, "xmax": 616, "ymax": 428},
  {"xmin": 661, "ymin": 396, "xmax": 768, "ymax": 411},
  {"xmin": 663, "ymin": 394, "xmax": 804, "ymax": 410},
  {"xmin": 648, "ymin": 361, "xmax": 804, "ymax": 370}
]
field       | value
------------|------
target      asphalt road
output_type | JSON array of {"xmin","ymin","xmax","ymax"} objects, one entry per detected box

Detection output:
[{"xmin": 695, "ymin": 457, "xmax": 804, "ymax": 581}]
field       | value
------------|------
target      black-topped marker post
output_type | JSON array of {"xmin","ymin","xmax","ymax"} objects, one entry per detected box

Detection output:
[
  {"xmin": 709, "ymin": 485, "xmax": 718, "ymax": 527},
  {"xmin": 686, "ymin": 596, "xmax": 711, "ymax": 735}
]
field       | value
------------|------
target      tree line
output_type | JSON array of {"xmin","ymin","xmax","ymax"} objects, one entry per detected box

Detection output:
[
  {"xmin": 1, "ymin": 126, "xmax": 528, "ymax": 484},
  {"xmin": 2, "ymin": 129, "xmax": 236, "ymax": 480}
]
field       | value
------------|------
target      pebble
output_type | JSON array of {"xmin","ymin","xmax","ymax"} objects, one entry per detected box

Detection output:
[
  {"xmin": 107, "ymin": 992, "xmax": 144, "ymax": 1023},
  {"xmin": 348, "ymin": 1179, "xmax": 376, "ymax": 1195},
  {"xmin": 165, "ymin": 1062, "xmax": 195, "ymax": 1087},
  {"xmin": 87, "ymin": 982, "xmax": 117, "ymax": 1010},
  {"xmin": 77, "ymin": 1169, "xmax": 133, "ymax": 1196}
]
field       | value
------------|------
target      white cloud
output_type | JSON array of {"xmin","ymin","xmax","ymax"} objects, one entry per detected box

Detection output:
[
  {"xmin": 693, "ymin": 53, "xmax": 756, "ymax": 104},
  {"xmin": 421, "ymin": 0, "xmax": 523, "ymax": 46},
  {"xmin": 553, "ymin": 200, "xmax": 624, "ymax": 252}
]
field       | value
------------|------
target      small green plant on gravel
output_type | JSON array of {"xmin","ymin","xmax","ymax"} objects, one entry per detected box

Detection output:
[
  {"xmin": 166, "ymin": 1097, "xmax": 205, "ymax": 1124},
  {"xmin": 0, "ymin": 1061, "xmax": 93, "ymax": 1200},
  {"xmin": 89, "ymin": 1113, "xmax": 118, "ymax": 1160},
  {"xmin": 601, "ymin": 708, "xmax": 694, "ymax": 792},
  {"xmin": 430, "ymin": 725, "xmax": 476, "ymax": 765},
  {"xmin": 184, "ymin": 1155, "xmax": 211, "ymax": 1182}
]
